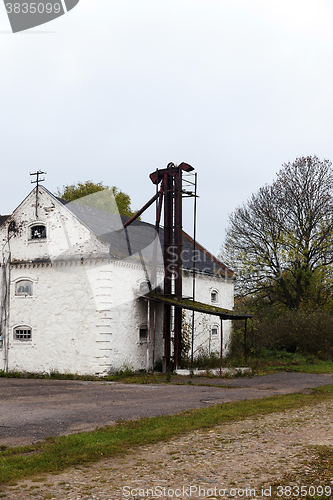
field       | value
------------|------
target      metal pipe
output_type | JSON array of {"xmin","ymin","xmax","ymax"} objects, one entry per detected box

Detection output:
[
  {"xmin": 152, "ymin": 303, "xmax": 156, "ymax": 372},
  {"xmin": 118, "ymin": 191, "xmax": 160, "ymax": 231},
  {"xmin": 220, "ymin": 317, "xmax": 223, "ymax": 376},
  {"xmin": 147, "ymin": 299, "xmax": 150, "ymax": 373},
  {"xmin": 191, "ymin": 172, "xmax": 197, "ymax": 366},
  {"xmin": 244, "ymin": 318, "xmax": 248, "ymax": 367},
  {"xmin": 173, "ymin": 166, "xmax": 183, "ymax": 369},
  {"xmin": 151, "ymin": 177, "xmax": 164, "ymax": 289},
  {"xmin": 163, "ymin": 171, "xmax": 173, "ymax": 373}
]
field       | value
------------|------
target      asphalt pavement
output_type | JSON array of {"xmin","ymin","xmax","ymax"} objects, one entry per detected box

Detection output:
[{"xmin": 1, "ymin": 372, "xmax": 332, "ymax": 446}]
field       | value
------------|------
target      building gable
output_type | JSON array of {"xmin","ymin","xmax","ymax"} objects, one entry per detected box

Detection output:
[{"xmin": 0, "ymin": 186, "xmax": 108, "ymax": 264}]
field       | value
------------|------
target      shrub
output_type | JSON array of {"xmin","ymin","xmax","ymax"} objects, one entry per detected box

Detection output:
[{"xmin": 231, "ymin": 309, "xmax": 333, "ymax": 361}]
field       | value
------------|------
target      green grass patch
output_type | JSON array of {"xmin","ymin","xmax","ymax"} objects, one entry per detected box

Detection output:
[
  {"xmin": 0, "ymin": 349, "xmax": 332, "ymax": 385},
  {"xmin": 221, "ymin": 349, "xmax": 333, "ymax": 375},
  {"xmin": 0, "ymin": 385, "xmax": 333, "ymax": 486},
  {"xmin": 249, "ymin": 350, "xmax": 333, "ymax": 375}
]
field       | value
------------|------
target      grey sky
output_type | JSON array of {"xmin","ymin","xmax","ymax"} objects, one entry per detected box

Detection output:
[{"xmin": 1, "ymin": 0, "xmax": 333, "ymax": 257}]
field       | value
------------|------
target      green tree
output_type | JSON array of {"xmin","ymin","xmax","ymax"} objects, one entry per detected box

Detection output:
[
  {"xmin": 56, "ymin": 181, "xmax": 138, "ymax": 218},
  {"xmin": 222, "ymin": 156, "xmax": 333, "ymax": 310}
]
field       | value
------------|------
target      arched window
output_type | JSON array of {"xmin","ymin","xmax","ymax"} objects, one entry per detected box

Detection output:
[
  {"xmin": 211, "ymin": 325, "xmax": 219, "ymax": 337},
  {"xmin": 30, "ymin": 224, "xmax": 46, "ymax": 240},
  {"xmin": 14, "ymin": 326, "xmax": 32, "ymax": 341},
  {"xmin": 211, "ymin": 290, "xmax": 218, "ymax": 303},
  {"xmin": 15, "ymin": 280, "xmax": 33, "ymax": 296}
]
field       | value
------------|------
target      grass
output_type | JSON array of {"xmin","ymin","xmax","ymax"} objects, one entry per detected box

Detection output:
[
  {"xmin": 246, "ymin": 350, "xmax": 333, "ymax": 375},
  {"xmin": 207, "ymin": 349, "xmax": 333, "ymax": 375},
  {"xmin": 1, "ymin": 349, "xmax": 332, "ymax": 385},
  {"xmin": 182, "ymin": 349, "xmax": 333, "ymax": 376},
  {"xmin": 0, "ymin": 385, "xmax": 333, "ymax": 487}
]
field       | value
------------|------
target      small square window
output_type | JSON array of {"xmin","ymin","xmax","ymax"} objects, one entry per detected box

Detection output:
[
  {"xmin": 14, "ymin": 328, "xmax": 32, "ymax": 341},
  {"xmin": 211, "ymin": 327, "xmax": 218, "ymax": 337},
  {"xmin": 139, "ymin": 325, "xmax": 148, "ymax": 341},
  {"xmin": 30, "ymin": 225, "xmax": 46, "ymax": 239}
]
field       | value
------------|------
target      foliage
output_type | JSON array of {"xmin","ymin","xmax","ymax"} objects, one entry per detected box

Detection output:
[
  {"xmin": 223, "ymin": 156, "xmax": 333, "ymax": 309},
  {"xmin": 229, "ymin": 308, "xmax": 333, "ymax": 364},
  {"xmin": 181, "ymin": 310, "xmax": 192, "ymax": 362},
  {"xmin": 56, "ymin": 181, "xmax": 138, "ymax": 218},
  {"xmin": 189, "ymin": 351, "xmax": 220, "ymax": 369}
]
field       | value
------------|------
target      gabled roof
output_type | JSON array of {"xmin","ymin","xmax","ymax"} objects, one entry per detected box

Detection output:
[
  {"xmin": 2, "ymin": 185, "xmax": 232, "ymax": 278},
  {"xmin": 64, "ymin": 200, "xmax": 232, "ymax": 278}
]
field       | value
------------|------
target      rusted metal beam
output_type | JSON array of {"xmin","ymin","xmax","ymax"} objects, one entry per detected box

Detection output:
[
  {"xmin": 162, "ymin": 170, "xmax": 173, "ymax": 372},
  {"xmin": 117, "ymin": 191, "xmax": 160, "ymax": 231},
  {"xmin": 150, "ymin": 162, "xmax": 194, "ymax": 185},
  {"xmin": 173, "ymin": 166, "xmax": 183, "ymax": 369}
]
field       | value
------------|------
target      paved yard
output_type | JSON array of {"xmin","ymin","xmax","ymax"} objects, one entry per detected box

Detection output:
[{"xmin": 0, "ymin": 372, "xmax": 332, "ymax": 446}]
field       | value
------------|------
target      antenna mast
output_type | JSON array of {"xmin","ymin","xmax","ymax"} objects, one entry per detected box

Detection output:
[{"xmin": 30, "ymin": 170, "xmax": 46, "ymax": 218}]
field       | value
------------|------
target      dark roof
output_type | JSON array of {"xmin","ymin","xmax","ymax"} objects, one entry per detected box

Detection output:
[
  {"xmin": 0, "ymin": 215, "xmax": 9, "ymax": 227},
  {"xmin": 62, "ymin": 199, "xmax": 232, "ymax": 277},
  {"xmin": 149, "ymin": 294, "xmax": 252, "ymax": 320}
]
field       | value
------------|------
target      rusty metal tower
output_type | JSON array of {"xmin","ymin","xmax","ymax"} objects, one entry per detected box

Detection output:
[
  {"xmin": 150, "ymin": 162, "xmax": 194, "ymax": 371},
  {"xmin": 121, "ymin": 161, "xmax": 195, "ymax": 372}
]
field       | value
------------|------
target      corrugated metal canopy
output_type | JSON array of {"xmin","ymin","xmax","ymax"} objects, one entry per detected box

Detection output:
[{"xmin": 148, "ymin": 293, "xmax": 253, "ymax": 320}]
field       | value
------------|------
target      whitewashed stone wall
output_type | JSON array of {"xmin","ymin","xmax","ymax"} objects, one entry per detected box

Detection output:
[
  {"xmin": 2, "ymin": 259, "xmax": 164, "ymax": 375},
  {"xmin": 183, "ymin": 271, "xmax": 234, "ymax": 358},
  {"xmin": 0, "ymin": 186, "xmax": 234, "ymax": 374}
]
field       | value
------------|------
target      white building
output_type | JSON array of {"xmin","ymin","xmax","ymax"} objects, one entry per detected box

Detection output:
[{"xmin": 0, "ymin": 186, "xmax": 234, "ymax": 375}]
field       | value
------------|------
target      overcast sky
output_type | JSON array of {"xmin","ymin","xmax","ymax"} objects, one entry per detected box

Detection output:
[{"xmin": 1, "ymin": 0, "xmax": 333, "ymax": 257}]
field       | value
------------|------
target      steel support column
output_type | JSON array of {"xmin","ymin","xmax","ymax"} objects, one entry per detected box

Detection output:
[
  {"xmin": 162, "ymin": 170, "xmax": 173, "ymax": 372},
  {"xmin": 173, "ymin": 166, "xmax": 183, "ymax": 369}
]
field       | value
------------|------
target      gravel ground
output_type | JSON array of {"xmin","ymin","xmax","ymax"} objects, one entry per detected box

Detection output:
[{"xmin": 2, "ymin": 398, "xmax": 333, "ymax": 500}]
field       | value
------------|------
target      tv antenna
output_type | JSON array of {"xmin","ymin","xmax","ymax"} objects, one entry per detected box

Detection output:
[{"xmin": 30, "ymin": 170, "xmax": 47, "ymax": 218}]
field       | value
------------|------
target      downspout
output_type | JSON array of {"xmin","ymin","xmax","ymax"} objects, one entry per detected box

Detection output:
[
  {"xmin": 4, "ymin": 259, "xmax": 10, "ymax": 373},
  {"xmin": 219, "ymin": 317, "xmax": 223, "ymax": 376},
  {"xmin": 1, "ymin": 245, "xmax": 11, "ymax": 373}
]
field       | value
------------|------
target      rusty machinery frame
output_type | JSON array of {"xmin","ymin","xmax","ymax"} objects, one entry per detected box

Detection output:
[
  {"xmin": 121, "ymin": 162, "xmax": 251, "ymax": 373},
  {"xmin": 121, "ymin": 162, "xmax": 195, "ymax": 371}
]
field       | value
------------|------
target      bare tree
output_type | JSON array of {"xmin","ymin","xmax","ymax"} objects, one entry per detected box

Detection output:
[{"xmin": 223, "ymin": 156, "xmax": 333, "ymax": 309}]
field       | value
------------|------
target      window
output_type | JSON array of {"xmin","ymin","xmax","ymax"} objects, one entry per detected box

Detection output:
[
  {"xmin": 30, "ymin": 225, "xmax": 46, "ymax": 240},
  {"xmin": 15, "ymin": 280, "xmax": 33, "ymax": 296},
  {"xmin": 211, "ymin": 290, "xmax": 218, "ymax": 303},
  {"xmin": 14, "ymin": 327, "xmax": 32, "ymax": 341},
  {"xmin": 139, "ymin": 325, "xmax": 148, "ymax": 342},
  {"xmin": 139, "ymin": 281, "xmax": 150, "ymax": 294},
  {"xmin": 211, "ymin": 326, "xmax": 219, "ymax": 337}
]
